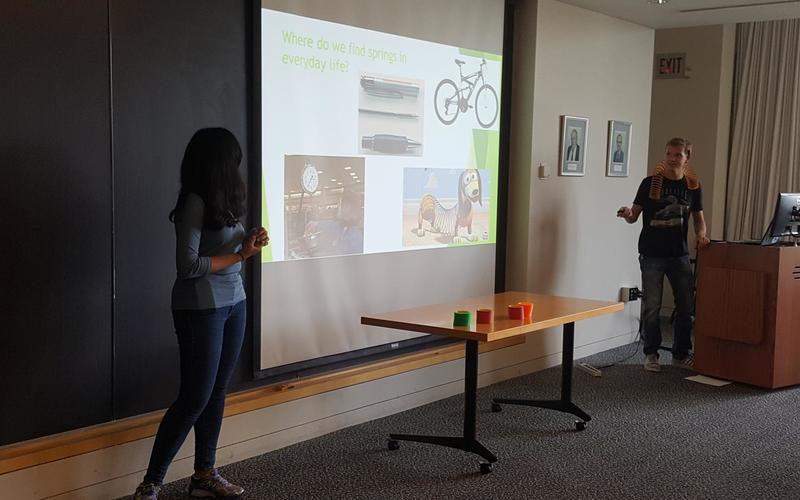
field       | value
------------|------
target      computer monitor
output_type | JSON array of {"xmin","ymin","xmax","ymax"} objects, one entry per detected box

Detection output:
[{"xmin": 761, "ymin": 192, "xmax": 800, "ymax": 245}]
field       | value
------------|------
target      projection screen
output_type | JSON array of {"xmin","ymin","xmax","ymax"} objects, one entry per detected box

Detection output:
[{"xmin": 257, "ymin": 0, "xmax": 506, "ymax": 375}]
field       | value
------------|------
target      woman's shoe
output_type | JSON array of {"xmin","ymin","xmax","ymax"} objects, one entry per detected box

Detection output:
[
  {"xmin": 132, "ymin": 481, "xmax": 161, "ymax": 500},
  {"xmin": 188, "ymin": 468, "xmax": 244, "ymax": 498}
]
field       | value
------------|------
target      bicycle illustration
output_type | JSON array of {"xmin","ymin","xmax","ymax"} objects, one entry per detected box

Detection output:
[{"xmin": 433, "ymin": 58, "xmax": 498, "ymax": 128}]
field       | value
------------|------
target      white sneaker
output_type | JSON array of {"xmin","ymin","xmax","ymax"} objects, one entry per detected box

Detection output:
[
  {"xmin": 672, "ymin": 353, "xmax": 694, "ymax": 370},
  {"xmin": 644, "ymin": 354, "xmax": 660, "ymax": 372}
]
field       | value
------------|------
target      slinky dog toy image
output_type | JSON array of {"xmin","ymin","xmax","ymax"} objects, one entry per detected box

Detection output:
[{"xmin": 416, "ymin": 169, "xmax": 483, "ymax": 243}]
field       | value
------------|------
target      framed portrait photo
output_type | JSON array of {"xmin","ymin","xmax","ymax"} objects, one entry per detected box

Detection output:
[
  {"xmin": 559, "ymin": 115, "xmax": 588, "ymax": 176},
  {"xmin": 606, "ymin": 120, "xmax": 631, "ymax": 177}
]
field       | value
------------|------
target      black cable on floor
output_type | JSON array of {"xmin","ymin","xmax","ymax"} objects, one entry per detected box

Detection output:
[{"xmin": 592, "ymin": 317, "xmax": 642, "ymax": 369}]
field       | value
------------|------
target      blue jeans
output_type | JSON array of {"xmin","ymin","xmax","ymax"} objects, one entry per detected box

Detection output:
[
  {"xmin": 639, "ymin": 255, "xmax": 694, "ymax": 360},
  {"xmin": 144, "ymin": 300, "xmax": 246, "ymax": 484}
]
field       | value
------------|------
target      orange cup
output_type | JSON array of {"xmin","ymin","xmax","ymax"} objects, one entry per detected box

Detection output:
[
  {"xmin": 508, "ymin": 304, "xmax": 524, "ymax": 320},
  {"xmin": 517, "ymin": 302, "xmax": 534, "ymax": 320}
]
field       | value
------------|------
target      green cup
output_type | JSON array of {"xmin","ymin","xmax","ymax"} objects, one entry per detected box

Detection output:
[{"xmin": 453, "ymin": 310, "xmax": 471, "ymax": 327}]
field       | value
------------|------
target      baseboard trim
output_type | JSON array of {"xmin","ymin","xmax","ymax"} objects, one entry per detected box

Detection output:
[{"xmin": 0, "ymin": 336, "xmax": 523, "ymax": 475}]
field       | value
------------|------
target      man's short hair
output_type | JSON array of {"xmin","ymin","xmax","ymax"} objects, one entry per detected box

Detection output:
[{"xmin": 665, "ymin": 137, "xmax": 692, "ymax": 158}]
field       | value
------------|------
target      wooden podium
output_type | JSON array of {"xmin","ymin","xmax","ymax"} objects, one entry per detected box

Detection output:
[{"xmin": 694, "ymin": 242, "xmax": 800, "ymax": 388}]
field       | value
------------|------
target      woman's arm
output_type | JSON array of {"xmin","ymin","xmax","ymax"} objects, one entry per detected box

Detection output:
[
  {"xmin": 175, "ymin": 194, "xmax": 269, "ymax": 278},
  {"xmin": 209, "ymin": 227, "xmax": 269, "ymax": 272},
  {"xmin": 175, "ymin": 195, "xmax": 212, "ymax": 279},
  {"xmin": 209, "ymin": 252, "xmax": 248, "ymax": 273}
]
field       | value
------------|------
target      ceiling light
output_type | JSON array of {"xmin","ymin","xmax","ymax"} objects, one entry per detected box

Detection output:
[{"xmin": 649, "ymin": 0, "xmax": 668, "ymax": 4}]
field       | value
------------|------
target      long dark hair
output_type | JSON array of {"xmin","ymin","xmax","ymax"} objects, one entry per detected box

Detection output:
[{"xmin": 169, "ymin": 128, "xmax": 246, "ymax": 229}]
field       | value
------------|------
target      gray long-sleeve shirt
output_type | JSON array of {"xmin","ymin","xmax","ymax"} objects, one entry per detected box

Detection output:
[{"xmin": 171, "ymin": 192, "xmax": 246, "ymax": 310}]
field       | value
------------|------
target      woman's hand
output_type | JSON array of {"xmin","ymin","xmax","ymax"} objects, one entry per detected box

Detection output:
[
  {"xmin": 253, "ymin": 227, "xmax": 269, "ymax": 248},
  {"xmin": 240, "ymin": 227, "xmax": 269, "ymax": 260},
  {"xmin": 616, "ymin": 206, "xmax": 632, "ymax": 219}
]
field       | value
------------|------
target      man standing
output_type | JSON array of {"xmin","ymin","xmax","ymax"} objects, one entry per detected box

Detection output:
[{"xmin": 617, "ymin": 137, "xmax": 710, "ymax": 372}]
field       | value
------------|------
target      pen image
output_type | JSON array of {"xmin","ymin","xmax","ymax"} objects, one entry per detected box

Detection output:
[
  {"xmin": 358, "ymin": 73, "xmax": 425, "ymax": 157},
  {"xmin": 360, "ymin": 76, "xmax": 420, "ymax": 99},
  {"xmin": 362, "ymin": 134, "xmax": 422, "ymax": 155},
  {"xmin": 358, "ymin": 108, "xmax": 419, "ymax": 119}
]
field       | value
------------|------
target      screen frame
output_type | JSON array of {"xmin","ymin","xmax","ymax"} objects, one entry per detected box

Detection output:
[{"xmin": 250, "ymin": 0, "xmax": 514, "ymax": 383}]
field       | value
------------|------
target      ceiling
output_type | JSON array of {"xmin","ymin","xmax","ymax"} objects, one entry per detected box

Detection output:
[{"xmin": 554, "ymin": 0, "xmax": 800, "ymax": 29}]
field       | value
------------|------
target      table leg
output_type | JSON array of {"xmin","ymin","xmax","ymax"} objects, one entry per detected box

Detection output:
[
  {"xmin": 388, "ymin": 339, "xmax": 498, "ymax": 468},
  {"xmin": 492, "ymin": 322, "xmax": 592, "ymax": 427}
]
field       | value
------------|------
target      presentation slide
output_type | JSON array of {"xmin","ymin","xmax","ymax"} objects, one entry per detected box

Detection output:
[
  {"xmin": 259, "ymin": 4, "xmax": 503, "ymax": 373},
  {"xmin": 261, "ymin": 8, "xmax": 501, "ymax": 263}
]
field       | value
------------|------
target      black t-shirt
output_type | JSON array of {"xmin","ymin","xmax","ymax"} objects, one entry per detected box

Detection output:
[{"xmin": 633, "ymin": 176, "xmax": 703, "ymax": 257}]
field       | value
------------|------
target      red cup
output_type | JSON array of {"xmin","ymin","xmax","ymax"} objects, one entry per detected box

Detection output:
[
  {"xmin": 476, "ymin": 308, "xmax": 493, "ymax": 324},
  {"xmin": 517, "ymin": 302, "xmax": 534, "ymax": 320},
  {"xmin": 508, "ymin": 304, "xmax": 524, "ymax": 320}
]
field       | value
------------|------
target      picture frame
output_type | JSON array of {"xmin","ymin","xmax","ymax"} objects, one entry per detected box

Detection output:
[
  {"xmin": 559, "ymin": 115, "xmax": 588, "ymax": 176},
  {"xmin": 606, "ymin": 120, "xmax": 631, "ymax": 178}
]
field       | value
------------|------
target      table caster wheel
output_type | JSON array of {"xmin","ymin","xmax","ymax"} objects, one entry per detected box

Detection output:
[
  {"xmin": 575, "ymin": 420, "xmax": 587, "ymax": 431},
  {"xmin": 491, "ymin": 403, "xmax": 502, "ymax": 413},
  {"xmin": 387, "ymin": 439, "xmax": 400, "ymax": 450},
  {"xmin": 480, "ymin": 462, "xmax": 493, "ymax": 474}
]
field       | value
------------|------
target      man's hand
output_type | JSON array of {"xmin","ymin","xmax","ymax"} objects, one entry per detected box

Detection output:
[
  {"xmin": 617, "ymin": 204, "xmax": 642, "ymax": 224},
  {"xmin": 696, "ymin": 235, "xmax": 710, "ymax": 250}
]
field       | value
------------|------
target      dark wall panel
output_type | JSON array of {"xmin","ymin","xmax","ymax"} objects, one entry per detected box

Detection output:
[
  {"xmin": 0, "ymin": 1, "xmax": 113, "ymax": 445},
  {"xmin": 111, "ymin": 0, "xmax": 251, "ymax": 418}
]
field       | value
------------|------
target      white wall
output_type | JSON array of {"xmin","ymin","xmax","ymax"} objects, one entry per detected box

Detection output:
[
  {"xmin": 647, "ymin": 25, "xmax": 735, "ymax": 313},
  {"xmin": 648, "ymin": 24, "xmax": 735, "ymax": 242},
  {"xmin": 510, "ymin": 0, "xmax": 653, "ymax": 344},
  {"xmin": 0, "ymin": 2, "xmax": 655, "ymax": 498}
]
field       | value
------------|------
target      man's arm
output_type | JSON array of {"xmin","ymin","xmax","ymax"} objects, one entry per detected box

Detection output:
[
  {"xmin": 617, "ymin": 204, "xmax": 642, "ymax": 224},
  {"xmin": 692, "ymin": 210, "xmax": 710, "ymax": 248}
]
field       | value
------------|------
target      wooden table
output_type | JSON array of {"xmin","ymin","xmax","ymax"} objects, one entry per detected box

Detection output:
[{"xmin": 361, "ymin": 291, "xmax": 623, "ymax": 473}]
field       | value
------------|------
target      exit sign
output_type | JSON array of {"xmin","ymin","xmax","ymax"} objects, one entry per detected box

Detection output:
[{"xmin": 654, "ymin": 52, "xmax": 687, "ymax": 79}]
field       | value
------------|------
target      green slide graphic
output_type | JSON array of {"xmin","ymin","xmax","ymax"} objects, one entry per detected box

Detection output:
[
  {"xmin": 458, "ymin": 48, "xmax": 502, "ymax": 62},
  {"xmin": 447, "ymin": 128, "xmax": 500, "ymax": 247},
  {"xmin": 474, "ymin": 128, "xmax": 499, "ymax": 246},
  {"xmin": 261, "ymin": 179, "xmax": 272, "ymax": 263}
]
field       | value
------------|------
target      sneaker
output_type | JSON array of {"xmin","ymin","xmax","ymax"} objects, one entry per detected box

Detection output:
[
  {"xmin": 133, "ymin": 482, "xmax": 160, "ymax": 500},
  {"xmin": 188, "ymin": 468, "xmax": 244, "ymax": 498},
  {"xmin": 672, "ymin": 353, "xmax": 695, "ymax": 370},
  {"xmin": 643, "ymin": 354, "xmax": 660, "ymax": 372}
]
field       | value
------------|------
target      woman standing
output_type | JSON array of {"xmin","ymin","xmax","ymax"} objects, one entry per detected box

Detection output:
[{"xmin": 134, "ymin": 128, "xmax": 267, "ymax": 499}]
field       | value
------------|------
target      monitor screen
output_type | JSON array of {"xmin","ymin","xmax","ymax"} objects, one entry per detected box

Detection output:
[{"xmin": 762, "ymin": 192, "xmax": 800, "ymax": 245}]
